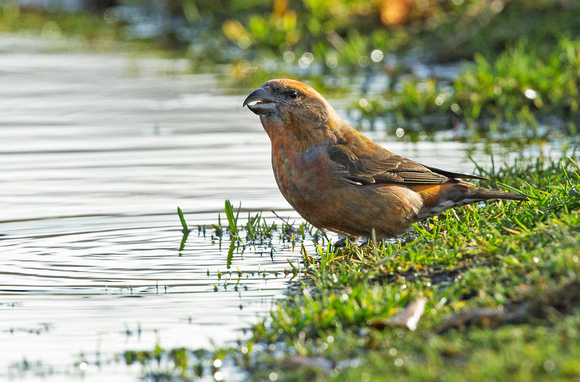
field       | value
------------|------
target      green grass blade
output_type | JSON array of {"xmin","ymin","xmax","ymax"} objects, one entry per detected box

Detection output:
[
  {"xmin": 224, "ymin": 200, "xmax": 239, "ymax": 236},
  {"xmin": 177, "ymin": 206, "xmax": 190, "ymax": 233}
]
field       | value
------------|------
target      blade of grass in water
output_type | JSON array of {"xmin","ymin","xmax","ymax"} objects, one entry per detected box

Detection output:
[
  {"xmin": 177, "ymin": 206, "xmax": 191, "ymax": 254},
  {"xmin": 224, "ymin": 200, "xmax": 241, "ymax": 238},
  {"xmin": 177, "ymin": 207, "xmax": 190, "ymax": 233}
]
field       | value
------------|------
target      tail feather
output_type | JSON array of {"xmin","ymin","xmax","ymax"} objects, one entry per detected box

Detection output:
[
  {"xmin": 417, "ymin": 184, "xmax": 528, "ymax": 219},
  {"xmin": 469, "ymin": 187, "xmax": 528, "ymax": 202}
]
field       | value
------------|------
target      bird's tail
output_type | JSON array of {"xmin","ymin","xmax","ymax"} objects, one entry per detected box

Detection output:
[
  {"xmin": 418, "ymin": 184, "xmax": 528, "ymax": 219},
  {"xmin": 468, "ymin": 187, "xmax": 528, "ymax": 202}
]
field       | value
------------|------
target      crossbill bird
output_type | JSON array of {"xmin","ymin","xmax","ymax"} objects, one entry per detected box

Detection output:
[{"xmin": 243, "ymin": 79, "xmax": 527, "ymax": 240}]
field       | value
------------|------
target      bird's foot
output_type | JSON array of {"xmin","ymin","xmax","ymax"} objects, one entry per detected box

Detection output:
[
  {"xmin": 359, "ymin": 235, "xmax": 399, "ymax": 248},
  {"xmin": 359, "ymin": 238, "xmax": 373, "ymax": 247},
  {"xmin": 334, "ymin": 236, "xmax": 361, "ymax": 248}
]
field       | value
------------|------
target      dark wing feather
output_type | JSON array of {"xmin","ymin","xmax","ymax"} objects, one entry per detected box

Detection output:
[
  {"xmin": 424, "ymin": 165, "xmax": 487, "ymax": 181},
  {"xmin": 328, "ymin": 143, "xmax": 483, "ymax": 185}
]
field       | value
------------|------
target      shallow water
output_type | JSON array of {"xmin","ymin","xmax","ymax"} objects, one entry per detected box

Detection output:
[{"xmin": 0, "ymin": 35, "xmax": 545, "ymax": 381}]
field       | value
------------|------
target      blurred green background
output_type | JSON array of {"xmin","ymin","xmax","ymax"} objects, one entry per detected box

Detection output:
[{"xmin": 2, "ymin": 0, "xmax": 578, "ymax": 144}]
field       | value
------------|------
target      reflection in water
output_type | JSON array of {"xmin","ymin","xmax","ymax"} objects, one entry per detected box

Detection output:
[{"xmin": 0, "ymin": 35, "xmax": 523, "ymax": 381}]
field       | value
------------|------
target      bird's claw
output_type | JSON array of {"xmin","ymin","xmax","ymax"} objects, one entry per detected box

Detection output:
[{"xmin": 334, "ymin": 236, "xmax": 361, "ymax": 248}]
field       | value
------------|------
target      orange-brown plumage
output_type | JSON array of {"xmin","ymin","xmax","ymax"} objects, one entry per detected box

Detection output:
[{"xmin": 243, "ymin": 79, "xmax": 527, "ymax": 239}]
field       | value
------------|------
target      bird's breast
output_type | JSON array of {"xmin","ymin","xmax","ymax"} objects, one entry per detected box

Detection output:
[{"xmin": 271, "ymin": 141, "xmax": 337, "ymax": 209}]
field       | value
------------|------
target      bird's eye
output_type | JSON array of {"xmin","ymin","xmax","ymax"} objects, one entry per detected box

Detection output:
[{"xmin": 288, "ymin": 90, "xmax": 298, "ymax": 99}]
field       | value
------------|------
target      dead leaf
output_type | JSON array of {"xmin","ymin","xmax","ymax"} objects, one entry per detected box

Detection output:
[{"xmin": 372, "ymin": 297, "xmax": 427, "ymax": 330}]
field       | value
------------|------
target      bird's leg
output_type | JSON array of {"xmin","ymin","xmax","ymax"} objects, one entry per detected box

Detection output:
[
  {"xmin": 334, "ymin": 235, "xmax": 361, "ymax": 248},
  {"xmin": 359, "ymin": 237, "xmax": 372, "ymax": 247},
  {"xmin": 360, "ymin": 228, "xmax": 380, "ymax": 248},
  {"xmin": 359, "ymin": 234, "xmax": 395, "ymax": 248}
]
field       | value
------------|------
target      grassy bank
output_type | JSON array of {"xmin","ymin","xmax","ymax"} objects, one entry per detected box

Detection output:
[
  {"xmin": 128, "ymin": 156, "xmax": 579, "ymax": 381},
  {"xmin": 350, "ymin": 39, "xmax": 580, "ymax": 143},
  {"xmin": 235, "ymin": 156, "xmax": 580, "ymax": 381}
]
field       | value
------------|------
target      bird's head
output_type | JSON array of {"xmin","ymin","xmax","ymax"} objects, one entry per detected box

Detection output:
[{"xmin": 243, "ymin": 79, "xmax": 340, "ymax": 145}]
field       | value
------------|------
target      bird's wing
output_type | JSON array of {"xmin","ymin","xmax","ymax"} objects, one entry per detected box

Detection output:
[
  {"xmin": 423, "ymin": 165, "xmax": 486, "ymax": 181},
  {"xmin": 328, "ymin": 129, "xmax": 486, "ymax": 185}
]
